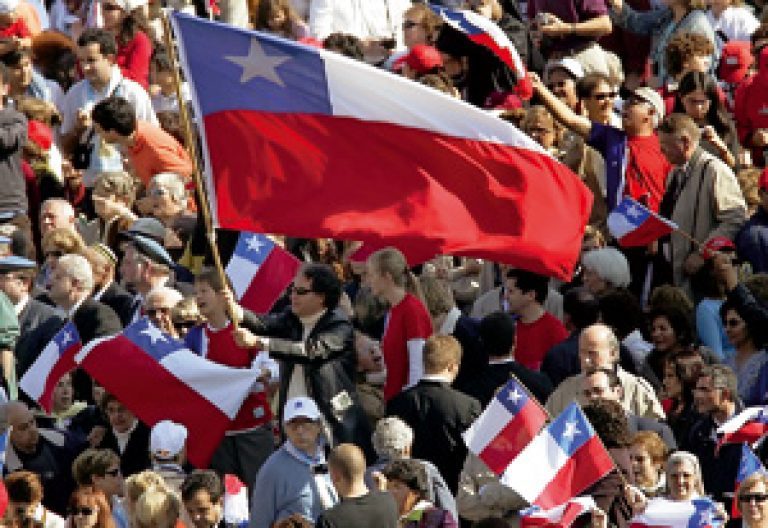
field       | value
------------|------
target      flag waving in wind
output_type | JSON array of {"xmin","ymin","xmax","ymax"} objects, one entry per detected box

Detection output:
[
  {"xmin": 717, "ymin": 407, "xmax": 768, "ymax": 447},
  {"xmin": 500, "ymin": 402, "xmax": 614, "ymax": 509},
  {"xmin": 608, "ymin": 197, "xmax": 677, "ymax": 247},
  {"xmin": 19, "ymin": 322, "xmax": 82, "ymax": 413},
  {"xmin": 629, "ymin": 497, "xmax": 724, "ymax": 528},
  {"xmin": 520, "ymin": 497, "xmax": 597, "ymax": 528},
  {"xmin": 463, "ymin": 377, "xmax": 547, "ymax": 475},
  {"xmin": 170, "ymin": 13, "xmax": 592, "ymax": 280}
]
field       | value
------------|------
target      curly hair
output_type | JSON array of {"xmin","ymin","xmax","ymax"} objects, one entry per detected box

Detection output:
[
  {"xmin": 583, "ymin": 398, "xmax": 632, "ymax": 448},
  {"xmin": 665, "ymin": 32, "xmax": 715, "ymax": 78}
]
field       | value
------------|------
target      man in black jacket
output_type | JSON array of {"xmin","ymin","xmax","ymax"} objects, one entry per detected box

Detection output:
[
  {"xmin": 96, "ymin": 393, "xmax": 151, "ymax": 478},
  {"xmin": 386, "ymin": 335, "xmax": 481, "ymax": 495},
  {"xmin": 233, "ymin": 263, "xmax": 372, "ymax": 458}
]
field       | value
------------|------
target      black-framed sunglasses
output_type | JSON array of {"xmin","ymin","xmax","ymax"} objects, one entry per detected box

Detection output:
[
  {"xmin": 69, "ymin": 507, "xmax": 95, "ymax": 516},
  {"xmin": 740, "ymin": 493, "xmax": 768, "ymax": 503},
  {"xmin": 591, "ymin": 91, "xmax": 617, "ymax": 101},
  {"xmin": 174, "ymin": 319, "xmax": 199, "ymax": 330},
  {"xmin": 288, "ymin": 284, "xmax": 313, "ymax": 296}
]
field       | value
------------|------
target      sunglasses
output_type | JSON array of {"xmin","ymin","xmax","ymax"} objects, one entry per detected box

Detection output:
[
  {"xmin": 591, "ymin": 91, "xmax": 617, "ymax": 101},
  {"xmin": 174, "ymin": 319, "xmax": 198, "ymax": 329},
  {"xmin": 288, "ymin": 285, "xmax": 312, "ymax": 296},
  {"xmin": 402, "ymin": 20, "xmax": 421, "ymax": 29},
  {"xmin": 740, "ymin": 493, "xmax": 768, "ymax": 503},
  {"xmin": 69, "ymin": 507, "xmax": 95, "ymax": 516}
]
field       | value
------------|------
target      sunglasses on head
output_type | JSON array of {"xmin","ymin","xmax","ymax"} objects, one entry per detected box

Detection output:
[
  {"xmin": 69, "ymin": 507, "xmax": 95, "ymax": 516},
  {"xmin": 740, "ymin": 493, "xmax": 768, "ymax": 503}
]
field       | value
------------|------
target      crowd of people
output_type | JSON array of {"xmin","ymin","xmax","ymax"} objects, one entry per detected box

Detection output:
[{"xmin": 4, "ymin": 0, "xmax": 768, "ymax": 527}]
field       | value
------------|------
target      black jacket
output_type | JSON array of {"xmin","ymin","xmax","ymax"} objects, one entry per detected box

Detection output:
[
  {"xmin": 97, "ymin": 420, "xmax": 152, "ymax": 478},
  {"xmin": 681, "ymin": 413, "xmax": 741, "ymax": 502},
  {"xmin": 98, "ymin": 282, "xmax": 135, "ymax": 328},
  {"xmin": 461, "ymin": 359, "xmax": 553, "ymax": 408},
  {"xmin": 386, "ymin": 379, "xmax": 481, "ymax": 495},
  {"xmin": 18, "ymin": 297, "xmax": 62, "ymax": 337},
  {"xmin": 0, "ymin": 107, "xmax": 27, "ymax": 214},
  {"xmin": 15, "ymin": 300, "xmax": 64, "ymax": 377},
  {"xmin": 243, "ymin": 307, "xmax": 373, "ymax": 458}
]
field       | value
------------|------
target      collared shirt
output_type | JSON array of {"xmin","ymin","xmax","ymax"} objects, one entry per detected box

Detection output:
[
  {"xmin": 113, "ymin": 420, "xmax": 139, "ymax": 453},
  {"xmin": 437, "ymin": 306, "xmax": 462, "ymax": 336},
  {"xmin": 14, "ymin": 294, "xmax": 29, "ymax": 317}
]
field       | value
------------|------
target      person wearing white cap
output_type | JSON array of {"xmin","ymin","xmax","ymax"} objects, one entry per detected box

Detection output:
[
  {"xmin": 544, "ymin": 58, "xmax": 585, "ymax": 112},
  {"xmin": 150, "ymin": 420, "xmax": 188, "ymax": 494},
  {"xmin": 250, "ymin": 396, "xmax": 338, "ymax": 528}
]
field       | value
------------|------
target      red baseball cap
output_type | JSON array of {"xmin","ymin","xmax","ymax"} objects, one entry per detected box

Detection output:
[
  {"xmin": 719, "ymin": 41, "xmax": 753, "ymax": 84},
  {"xmin": 404, "ymin": 44, "xmax": 443, "ymax": 75},
  {"xmin": 701, "ymin": 236, "xmax": 736, "ymax": 259}
]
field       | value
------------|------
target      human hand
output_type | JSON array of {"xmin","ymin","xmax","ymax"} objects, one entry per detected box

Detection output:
[
  {"xmin": 701, "ymin": 126, "xmax": 727, "ymax": 152},
  {"xmin": 606, "ymin": 0, "xmax": 623, "ymax": 10},
  {"xmin": 591, "ymin": 507, "xmax": 608, "ymax": 528},
  {"xmin": 625, "ymin": 485, "xmax": 648, "ymax": 516},
  {"xmin": 540, "ymin": 15, "xmax": 571, "ymax": 37},
  {"xmin": 233, "ymin": 327, "xmax": 262, "ymax": 349}
]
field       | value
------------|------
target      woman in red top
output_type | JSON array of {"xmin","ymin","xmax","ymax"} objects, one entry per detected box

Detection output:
[
  {"xmin": 102, "ymin": 0, "xmax": 152, "ymax": 89},
  {"xmin": 367, "ymin": 247, "xmax": 433, "ymax": 401}
]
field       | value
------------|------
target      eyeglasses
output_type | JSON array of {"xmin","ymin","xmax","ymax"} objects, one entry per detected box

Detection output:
[
  {"xmin": 288, "ymin": 285, "xmax": 312, "ymax": 296},
  {"xmin": 104, "ymin": 467, "xmax": 120, "ymax": 477},
  {"xmin": 402, "ymin": 20, "xmax": 421, "ymax": 29},
  {"xmin": 740, "ymin": 493, "xmax": 768, "ymax": 504},
  {"xmin": 725, "ymin": 318, "xmax": 742, "ymax": 328},
  {"xmin": 69, "ymin": 507, "xmax": 95, "ymax": 516},
  {"xmin": 591, "ymin": 91, "xmax": 617, "ymax": 101}
]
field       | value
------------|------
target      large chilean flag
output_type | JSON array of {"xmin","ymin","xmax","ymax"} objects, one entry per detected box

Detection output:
[{"xmin": 171, "ymin": 13, "xmax": 592, "ymax": 281}]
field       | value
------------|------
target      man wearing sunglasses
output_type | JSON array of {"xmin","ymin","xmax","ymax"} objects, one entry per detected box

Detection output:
[{"xmin": 233, "ymin": 263, "xmax": 373, "ymax": 459}]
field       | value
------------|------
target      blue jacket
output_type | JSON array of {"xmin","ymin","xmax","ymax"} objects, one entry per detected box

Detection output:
[{"xmin": 736, "ymin": 206, "xmax": 768, "ymax": 273}]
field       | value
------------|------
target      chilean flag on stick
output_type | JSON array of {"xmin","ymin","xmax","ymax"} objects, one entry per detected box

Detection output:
[
  {"xmin": 732, "ymin": 443, "xmax": 768, "ymax": 518},
  {"xmin": 462, "ymin": 377, "xmax": 547, "ymax": 475},
  {"xmin": 75, "ymin": 319, "xmax": 260, "ymax": 467},
  {"xmin": 171, "ymin": 14, "xmax": 592, "ymax": 281},
  {"xmin": 520, "ymin": 497, "xmax": 596, "ymax": 528},
  {"xmin": 717, "ymin": 407, "xmax": 768, "ymax": 447},
  {"xmin": 608, "ymin": 197, "xmax": 677, "ymax": 247},
  {"xmin": 500, "ymin": 402, "xmax": 614, "ymax": 509},
  {"xmin": 19, "ymin": 322, "xmax": 82, "ymax": 413},
  {"xmin": 629, "ymin": 497, "xmax": 724, "ymax": 528},
  {"xmin": 225, "ymin": 232, "xmax": 300, "ymax": 314}
]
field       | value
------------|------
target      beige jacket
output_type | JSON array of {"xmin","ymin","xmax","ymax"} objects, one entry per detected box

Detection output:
[
  {"xmin": 545, "ymin": 366, "xmax": 665, "ymax": 420},
  {"xmin": 666, "ymin": 147, "xmax": 746, "ymax": 287},
  {"xmin": 456, "ymin": 453, "xmax": 526, "ymax": 523}
]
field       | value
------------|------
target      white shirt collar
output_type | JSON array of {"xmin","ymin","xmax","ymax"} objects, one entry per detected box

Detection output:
[
  {"xmin": 438, "ymin": 306, "xmax": 462, "ymax": 336},
  {"xmin": 14, "ymin": 294, "xmax": 29, "ymax": 316},
  {"xmin": 93, "ymin": 281, "xmax": 112, "ymax": 301},
  {"xmin": 421, "ymin": 374, "xmax": 451, "ymax": 383}
]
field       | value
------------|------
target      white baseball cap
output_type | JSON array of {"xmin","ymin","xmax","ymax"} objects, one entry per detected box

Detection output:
[
  {"xmin": 283, "ymin": 397, "xmax": 321, "ymax": 424},
  {"xmin": 0, "ymin": 0, "xmax": 19, "ymax": 14},
  {"xmin": 150, "ymin": 420, "xmax": 187, "ymax": 459}
]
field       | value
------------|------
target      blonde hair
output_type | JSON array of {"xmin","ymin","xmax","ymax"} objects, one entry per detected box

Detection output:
[
  {"xmin": 419, "ymin": 274, "xmax": 454, "ymax": 318},
  {"xmin": 42, "ymin": 227, "xmax": 85, "ymax": 255},
  {"xmin": 134, "ymin": 487, "xmax": 180, "ymax": 528},
  {"xmin": 125, "ymin": 471, "xmax": 167, "ymax": 504},
  {"xmin": 423, "ymin": 335, "xmax": 462, "ymax": 373},
  {"xmin": 368, "ymin": 247, "xmax": 425, "ymax": 302}
]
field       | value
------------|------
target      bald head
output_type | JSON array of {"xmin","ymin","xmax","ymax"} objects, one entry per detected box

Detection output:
[
  {"xmin": 7, "ymin": 401, "xmax": 38, "ymax": 454},
  {"xmin": 329, "ymin": 443, "xmax": 367, "ymax": 487},
  {"xmin": 578, "ymin": 324, "xmax": 620, "ymax": 372},
  {"xmin": 7, "ymin": 401, "xmax": 31, "ymax": 426}
]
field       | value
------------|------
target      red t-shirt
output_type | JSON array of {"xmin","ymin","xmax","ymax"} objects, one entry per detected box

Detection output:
[
  {"xmin": 381, "ymin": 293, "xmax": 433, "ymax": 401},
  {"xmin": 515, "ymin": 312, "xmax": 568, "ymax": 371},
  {"xmin": 625, "ymin": 134, "xmax": 672, "ymax": 213},
  {"xmin": 117, "ymin": 30, "xmax": 152, "ymax": 90},
  {"xmin": 203, "ymin": 323, "xmax": 273, "ymax": 432}
]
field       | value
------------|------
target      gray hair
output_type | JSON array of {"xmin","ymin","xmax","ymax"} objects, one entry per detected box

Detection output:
[
  {"xmin": 145, "ymin": 287, "xmax": 183, "ymax": 307},
  {"xmin": 57, "ymin": 254, "xmax": 94, "ymax": 292},
  {"xmin": 666, "ymin": 451, "xmax": 705, "ymax": 497},
  {"xmin": 151, "ymin": 173, "xmax": 186, "ymax": 204},
  {"xmin": 581, "ymin": 247, "xmax": 631, "ymax": 289},
  {"xmin": 372, "ymin": 417, "xmax": 414, "ymax": 459}
]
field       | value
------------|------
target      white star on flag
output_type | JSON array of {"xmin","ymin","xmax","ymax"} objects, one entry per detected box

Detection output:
[
  {"xmin": 140, "ymin": 324, "xmax": 167, "ymax": 345},
  {"xmin": 246, "ymin": 235, "xmax": 265, "ymax": 253},
  {"xmin": 625, "ymin": 205, "xmax": 642, "ymax": 219},
  {"xmin": 507, "ymin": 388, "xmax": 522, "ymax": 404},
  {"xmin": 59, "ymin": 331, "xmax": 72, "ymax": 347},
  {"xmin": 698, "ymin": 509, "xmax": 714, "ymax": 526},
  {"xmin": 562, "ymin": 421, "xmax": 581, "ymax": 440},
  {"xmin": 225, "ymin": 39, "xmax": 290, "ymax": 86}
]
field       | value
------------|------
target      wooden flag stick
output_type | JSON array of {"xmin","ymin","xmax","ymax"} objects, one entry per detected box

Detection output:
[{"xmin": 161, "ymin": 13, "xmax": 238, "ymax": 328}]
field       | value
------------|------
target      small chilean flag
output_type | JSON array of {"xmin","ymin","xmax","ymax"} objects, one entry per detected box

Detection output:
[
  {"xmin": 733, "ymin": 443, "xmax": 768, "ymax": 517},
  {"xmin": 225, "ymin": 232, "xmax": 300, "ymax": 314},
  {"xmin": 608, "ymin": 197, "xmax": 677, "ymax": 247},
  {"xmin": 501, "ymin": 402, "xmax": 614, "ymax": 509},
  {"xmin": 717, "ymin": 406, "xmax": 768, "ymax": 447},
  {"xmin": 520, "ymin": 497, "xmax": 596, "ymax": 528},
  {"xmin": 463, "ymin": 377, "xmax": 547, "ymax": 475},
  {"xmin": 629, "ymin": 497, "xmax": 724, "ymax": 528},
  {"xmin": 223, "ymin": 475, "xmax": 249, "ymax": 527},
  {"xmin": 19, "ymin": 322, "xmax": 82, "ymax": 413}
]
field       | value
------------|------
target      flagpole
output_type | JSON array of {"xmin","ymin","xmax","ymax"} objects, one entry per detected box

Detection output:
[
  {"xmin": 161, "ymin": 13, "xmax": 238, "ymax": 328},
  {"xmin": 673, "ymin": 228, "xmax": 704, "ymax": 250},
  {"xmin": 508, "ymin": 371, "xmax": 551, "ymax": 419}
]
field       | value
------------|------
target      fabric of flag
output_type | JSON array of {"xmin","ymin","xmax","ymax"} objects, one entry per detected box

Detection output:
[
  {"xmin": 223, "ymin": 475, "xmax": 249, "ymax": 527},
  {"xmin": 170, "ymin": 13, "xmax": 592, "ymax": 281},
  {"xmin": 462, "ymin": 377, "xmax": 547, "ymax": 475},
  {"xmin": 520, "ymin": 497, "xmax": 596, "ymax": 528},
  {"xmin": 431, "ymin": 5, "xmax": 533, "ymax": 99},
  {"xmin": 225, "ymin": 232, "xmax": 300, "ymax": 314},
  {"xmin": 607, "ymin": 197, "xmax": 677, "ymax": 247},
  {"xmin": 74, "ymin": 318, "xmax": 259, "ymax": 467},
  {"xmin": 717, "ymin": 407, "xmax": 768, "ymax": 447},
  {"xmin": 629, "ymin": 497, "xmax": 724, "ymax": 528},
  {"xmin": 732, "ymin": 443, "xmax": 768, "ymax": 517},
  {"xmin": 500, "ymin": 402, "xmax": 614, "ymax": 509},
  {"xmin": 0, "ymin": 431, "xmax": 7, "ymax": 516},
  {"xmin": 19, "ymin": 322, "xmax": 82, "ymax": 413}
]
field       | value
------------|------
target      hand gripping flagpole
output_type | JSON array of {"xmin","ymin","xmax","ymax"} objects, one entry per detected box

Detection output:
[{"xmin": 161, "ymin": 12, "xmax": 239, "ymax": 329}]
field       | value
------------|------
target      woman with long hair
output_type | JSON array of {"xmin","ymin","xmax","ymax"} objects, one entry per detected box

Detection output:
[
  {"xmin": 366, "ymin": 247, "xmax": 432, "ymax": 401},
  {"xmin": 66, "ymin": 487, "xmax": 115, "ymax": 528},
  {"xmin": 100, "ymin": 0, "xmax": 152, "ymax": 89},
  {"xmin": 721, "ymin": 300, "xmax": 768, "ymax": 405},
  {"xmin": 250, "ymin": 0, "xmax": 308, "ymax": 40},
  {"xmin": 672, "ymin": 71, "xmax": 739, "ymax": 167}
]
